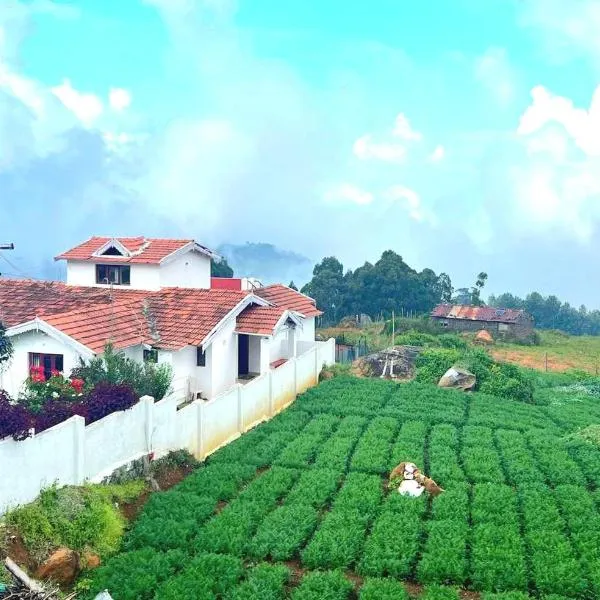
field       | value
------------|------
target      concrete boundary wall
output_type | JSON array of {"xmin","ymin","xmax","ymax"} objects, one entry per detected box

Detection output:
[{"xmin": 0, "ymin": 339, "xmax": 335, "ymax": 513}]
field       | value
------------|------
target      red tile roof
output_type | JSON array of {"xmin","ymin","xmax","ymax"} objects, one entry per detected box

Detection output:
[
  {"xmin": 0, "ymin": 279, "xmax": 247, "ymax": 353},
  {"xmin": 255, "ymin": 284, "xmax": 322, "ymax": 318},
  {"xmin": 431, "ymin": 304, "xmax": 527, "ymax": 324},
  {"xmin": 236, "ymin": 306, "xmax": 287, "ymax": 335},
  {"xmin": 55, "ymin": 237, "xmax": 212, "ymax": 264}
]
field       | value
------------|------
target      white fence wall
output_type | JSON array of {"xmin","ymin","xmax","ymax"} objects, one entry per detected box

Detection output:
[{"xmin": 0, "ymin": 339, "xmax": 335, "ymax": 513}]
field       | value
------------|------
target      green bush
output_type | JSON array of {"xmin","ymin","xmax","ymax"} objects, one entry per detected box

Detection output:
[
  {"xmin": 72, "ymin": 342, "xmax": 173, "ymax": 400},
  {"xmin": 415, "ymin": 348, "xmax": 461, "ymax": 383},
  {"xmin": 383, "ymin": 317, "xmax": 444, "ymax": 335},
  {"xmin": 226, "ymin": 563, "xmax": 290, "ymax": 600},
  {"xmin": 394, "ymin": 331, "xmax": 439, "ymax": 347},
  {"xmin": 438, "ymin": 334, "xmax": 468, "ymax": 350}
]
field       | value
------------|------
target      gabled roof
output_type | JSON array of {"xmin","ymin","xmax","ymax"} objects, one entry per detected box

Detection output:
[
  {"xmin": 55, "ymin": 236, "xmax": 216, "ymax": 264},
  {"xmin": 235, "ymin": 306, "xmax": 297, "ymax": 336},
  {"xmin": 0, "ymin": 279, "xmax": 249, "ymax": 353},
  {"xmin": 431, "ymin": 304, "xmax": 528, "ymax": 324},
  {"xmin": 255, "ymin": 284, "xmax": 322, "ymax": 318}
]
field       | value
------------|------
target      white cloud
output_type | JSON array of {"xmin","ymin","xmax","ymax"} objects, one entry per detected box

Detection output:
[
  {"xmin": 109, "ymin": 87, "xmax": 132, "ymax": 111},
  {"xmin": 392, "ymin": 113, "xmax": 422, "ymax": 141},
  {"xmin": 475, "ymin": 47, "xmax": 516, "ymax": 107},
  {"xmin": 353, "ymin": 134, "xmax": 406, "ymax": 164},
  {"xmin": 353, "ymin": 112, "xmax": 422, "ymax": 164},
  {"xmin": 517, "ymin": 85, "xmax": 600, "ymax": 157},
  {"xmin": 51, "ymin": 79, "xmax": 103, "ymax": 126},
  {"xmin": 324, "ymin": 183, "xmax": 374, "ymax": 206},
  {"xmin": 383, "ymin": 184, "xmax": 426, "ymax": 221},
  {"xmin": 430, "ymin": 144, "xmax": 445, "ymax": 162}
]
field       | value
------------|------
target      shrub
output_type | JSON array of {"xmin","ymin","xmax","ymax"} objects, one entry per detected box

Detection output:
[
  {"xmin": 394, "ymin": 331, "xmax": 439, "ymax": 347},
  {"xmin": 20, "ymin": 369, "xmax": 84, "ymax": 413},
  {"xmin": 437, "ymin": 334, "xmax": 468, "ymax": 350},
  {"xmin": 415, "ymin": 348, "xmax": 461, "ymax": 383},
  {"xmin": 0, "ymin": 390, "xmax": 32, "ymax": 440},
  {"xmin": 34, "ymin": 399, "xmax": 87, "ymax": 433},
  {"xmin": 85, "ymin": 382, "xmax": 138, "ymax": 423},
  {"xmin": 72, "ymin": 342, "xmax": 173, "ymax": 400}
]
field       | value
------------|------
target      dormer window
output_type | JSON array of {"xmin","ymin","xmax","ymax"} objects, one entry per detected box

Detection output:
[
  {"xmin": 102, "ymin": 245, "xmax": 124, "ymax": 256},
  {"xmin": 96, "ymin": 264, "xmax": 131, "ymax": 285}
]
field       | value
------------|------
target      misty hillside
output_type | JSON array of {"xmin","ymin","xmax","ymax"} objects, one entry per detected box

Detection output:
[{"xmin": 218, "ymin": 242, "xmax": 314, "ymax": 286}]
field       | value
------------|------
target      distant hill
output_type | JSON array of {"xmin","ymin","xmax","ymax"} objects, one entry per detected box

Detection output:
[{"xmin": 217, "ymin": 242, "xmax": 314, "ymax": 286}]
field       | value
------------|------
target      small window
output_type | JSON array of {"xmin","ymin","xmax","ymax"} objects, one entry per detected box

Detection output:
[
  {"xmin": 96, "ymin": 264, "xmax": 131, "ymax": 286},
  {"xmin": 143, "ymin": 348, "xmax": 158, "ymax": 363},
  {"xmin": 29, "ymin": 352, "xmax": 64, "ymax": 381},
  {"xmin": 197, "ymin": 347, "xmax": 206, "ymax": 367},
  {"xmin": 102, "ymin": 245, "xmax": 124, "ymax": 256}
]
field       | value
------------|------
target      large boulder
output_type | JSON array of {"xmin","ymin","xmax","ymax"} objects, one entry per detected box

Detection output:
[
  {"xmin": 438, "ymin": 367, "xmax": 476, "ymax": 391},
  {"xmin": 35, "ymin": 547, "xmax": 79, "ymax": 586},
  {"xmin": 353, "ymin": 346, "xmax": 421, "ymax": 379}
]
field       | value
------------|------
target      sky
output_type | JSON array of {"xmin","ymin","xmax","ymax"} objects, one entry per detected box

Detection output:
[{"xmin": 1, "ymin": 0, "xmax": 600, "ymax": 306}]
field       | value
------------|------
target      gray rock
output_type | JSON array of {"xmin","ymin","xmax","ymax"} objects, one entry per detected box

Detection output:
[{"xmin": 438, "ymin": 367, "xmax": 476, "ymax": 391}]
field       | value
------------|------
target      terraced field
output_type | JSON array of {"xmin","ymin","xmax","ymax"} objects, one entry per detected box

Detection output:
[{"xmin": 82, "ymin": 377, "xmax": 600, "ymax": 600}]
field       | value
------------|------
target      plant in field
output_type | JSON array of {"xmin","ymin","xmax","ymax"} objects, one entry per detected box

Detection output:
[
  {"xmin": 301, "ymin": 509, "xmax": 368, "ymax": 569},
  {"xmin": 174, "ymin": 463, "xmax": 256, "ymax": 499},
  {"xmin": 84, "ymin": 548, "xmax": 186, "ymax": 600},
  {"xmin": 154, "ymin": 553, "xmax": 243, "ymax": 600},
  {"xmin": 417, "ymin": 520, "xmax": 468, "ymax": 584},
  {"xmin": 422, "ymin": 585, "xmax": 461, "ymax": 600},
  {"xmin": 275, "ymin": 433, "xmax": 327, "ymax": 468},
  {"xmin": 249, "ymin": 504, "xmax": 318, "ymax": 560},
  {"xmin": 236, "ymin": 466, "xmax": 298, "ymax": 505},
  {"xmin": 226, "ymin": 563, "xmax": 290, "ymax": 600},
  {"xmin": 195, "ymin": 499, "xmax": 272, "ymax": 556},
  {"xmin": 350, "ymin": 417, "xmax": 397, "ymax": 474},
  {"xmin": 359, "ymin": 577, "xmax": 409, "ymax": 599},
  {"xmin": 124, "ymin": 516, "xmax": 200, "ymax": 552},
  {"xmin": 286, "ymin": 468, "xmax": 343, "ymax": 508},
  {"xmin": 333, "ymin": 472, "xmax": 382, "ymax": 518},
  {"xmin": 291, "ymin": 570, "xmax": 354, "ymax": 600}
]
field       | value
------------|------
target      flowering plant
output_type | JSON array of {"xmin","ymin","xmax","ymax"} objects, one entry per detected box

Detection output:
[{"xmin": 21, "ymin": 368, "xmax": 85, "ymax": 413}]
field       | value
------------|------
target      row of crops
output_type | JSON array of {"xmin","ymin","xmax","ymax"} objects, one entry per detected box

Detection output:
[{"xmin": 83, "ymin": 377, "xmax": 600, "ymax": 600}]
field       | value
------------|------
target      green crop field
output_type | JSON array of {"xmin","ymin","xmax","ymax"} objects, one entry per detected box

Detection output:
[{"xmin": 81, "ymin": 376, "xmax": 600, "ymax": 600}]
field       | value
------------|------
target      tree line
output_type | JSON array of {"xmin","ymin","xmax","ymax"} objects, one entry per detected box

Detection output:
[
  {"xmin": 488, "ymin": 292, "xmax": 600, "ymax": 336},
  {"xmin": 300, "ymin": 251, "xmax": 454, "ymax": 325}
]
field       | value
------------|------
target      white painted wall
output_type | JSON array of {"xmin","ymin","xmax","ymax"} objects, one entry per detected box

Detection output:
[
  {"xmin": 160, "ymin": 252, "xmax": 211, "ymax": 289},
  {"xmin": 248, "ymin": 336, "xmax": 261, "ymax": 373},
  {"xmin": 0, "ymin": 339, "xmax": 336, "ymax": 513},
  {"xmin": 66, "ymin": 260, "xmax": 161, "ymax": 290},
  {"xmin": 296, "ymin": 317, "xmax": 316, "ymax": 342},
  {"xmin": 211, "ymin": 319, "xmax": 238, "ymax": 396},
  {"xmin": 0, "ymin": 330, "xmax": 83, "ymax": 398},
  {"xmin": 270, "ymin": 327, "xmax": 290, "ymax": 363}
]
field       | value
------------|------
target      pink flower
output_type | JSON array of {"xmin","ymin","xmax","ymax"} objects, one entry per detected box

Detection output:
[
  {"xmin": 71, "ymin": 378, "xmax": 85, "ymax": 393},
  {"xmin": 50, "ymin": 369, "xmax": 61, "ymax": 378}
]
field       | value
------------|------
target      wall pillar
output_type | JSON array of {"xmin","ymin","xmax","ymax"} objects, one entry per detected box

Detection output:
[{"xmin": 72, "ymin": 416, "xmax": 86, "ymax": 485}]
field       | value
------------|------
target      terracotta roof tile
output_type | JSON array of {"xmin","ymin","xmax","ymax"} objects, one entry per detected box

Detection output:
[
  {"xmin": 431, "ymin": 303, "xmax": 527, "ymax": 324},
  {"xmin": 236, "ymin": 306, "xmax": 287, "ymax": 335},
  {"xmin": 0, "ymin": 279, "xmax": 247, "ymax": 353},
  {"xmin": 255, "ymin": 284, "xmax": 322, "ymax": 317},
  {"xmin": 54, "ymin": 237, "xmax": 209, "ymax": 264}
]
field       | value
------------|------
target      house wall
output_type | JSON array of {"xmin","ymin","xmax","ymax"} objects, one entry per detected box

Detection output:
[
  {"xmin": 248, "ymin": 336, "xmax": 261, "ymax": 373},
  {"xmin": 0, "ymin": 330, "xmax": 83, "ymax": 398},
  {"xmin": 65, "ymin": 260, "xmax": 161, "ymax": 290},
  {"xmin": 210, "ymin": 319, "xmax": 238, "ymax": 397},
  {"xmin": 270, "ymin": 326, "xmax": 293, "ymax": 363},
  {"xmin": 160, "ymin": 252, "xmax": 211, "ymax": 289},
  {"xmin": 433, "ymin": 317, "xmax": 533, "ymax": 340},
  {"xmin": 296, "ymin": 317, "xmax": 316, "ymax": 342}
]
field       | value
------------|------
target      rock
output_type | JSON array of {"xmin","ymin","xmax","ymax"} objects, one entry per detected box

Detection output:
[
  {"xmin": 352, "ymin": 346, "xmax": 422, "ymax": 379},
  {"xmin": 82, "ymin": 551, "xmax": 102, "ymax": 570},
  {"xmin": 94, "ymin": 592, "xmax": 115, "ymax": 600},
  {"xmin": 475, "ymin": 329, "xmax": 494, "ymax": 345},
  {"xmin": 35, "ymin": 547, "xmax": 79, "ymax": 585},
  {"xmin": 398, "ymin": 479, "xmax": 424, "ymax": 497},
  {"xmin": 438, "ymin": 367, "xmax": 476, "ymax": 391}
]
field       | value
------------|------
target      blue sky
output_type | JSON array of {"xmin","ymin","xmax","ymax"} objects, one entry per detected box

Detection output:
[{"xmin": 2, "ymin": 0, "xmax": 600, "ymax": 306}]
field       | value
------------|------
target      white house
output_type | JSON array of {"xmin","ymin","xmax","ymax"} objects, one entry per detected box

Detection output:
[{"xmin": 0, "ymin": 236, "xmax": 322, "ymax": 400}]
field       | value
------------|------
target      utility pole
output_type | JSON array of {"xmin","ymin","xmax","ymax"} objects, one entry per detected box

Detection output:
[{"xmin": 0, "ymin": 243, "xmax": 14, "ymax": 277}]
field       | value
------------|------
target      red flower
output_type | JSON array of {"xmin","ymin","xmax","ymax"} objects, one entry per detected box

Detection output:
[
  {"xmin": 30, "ymin": 366, "xmax": 45, "ymax": 383},
  {"xmin": 50, "ymin": 369, "xmax": 61, "ymax": 378},
  {"xmin": 70, "ymin": 378, "xmax": 85, "ymax": 393}
]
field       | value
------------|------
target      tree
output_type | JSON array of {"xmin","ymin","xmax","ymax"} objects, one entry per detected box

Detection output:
[
  {"xmin": 288, "ymin": 280, "xmax": 298, "ymax": 291},
  {"xmin": 301, "ymin": 257, "xmax": 346, "ymax": 325},
  {"xmin": 471, "ymin": 272, "xmax": 488, "ymax": 306},
  {"xmin": 211, "ymin": 257, "xmax": 234, "ymax": 278},
  {"xmin": 436, "ymin": 273, "xmax": 453, "ymax": 303},
  {"xmin": 0, "ymin": 321, "xmax": 12, "ymax": 368}
]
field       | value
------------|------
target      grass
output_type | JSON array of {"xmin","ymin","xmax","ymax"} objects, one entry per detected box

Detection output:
[{"xmin": 81, "ymin": 375, "xmax": 600, "ymax": 599}]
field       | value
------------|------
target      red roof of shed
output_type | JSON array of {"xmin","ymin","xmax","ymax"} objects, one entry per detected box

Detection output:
[{"xmin": 431, "ymin": 304, "xmax": 527, "ymax": 324}]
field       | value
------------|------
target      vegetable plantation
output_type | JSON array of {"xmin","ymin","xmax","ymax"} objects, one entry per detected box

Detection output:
[{"xmin": 82, "ymin": 376, "xmax": 600, "ymax": 600}]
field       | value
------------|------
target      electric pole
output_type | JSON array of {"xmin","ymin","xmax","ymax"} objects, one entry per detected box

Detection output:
[{"xmin": 0, "ymin": 243, "xmax": 14, "ymax": 277}]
